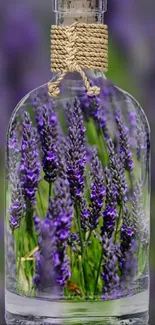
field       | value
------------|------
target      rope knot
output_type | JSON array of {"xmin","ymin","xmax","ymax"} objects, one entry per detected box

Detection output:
[
  {"xmin": 87, "ymin": 86, "xmax": 101, "ymax": 97},
  {"xmin": 48, "ymin": 23, "xmax": 108, "ymax": 98},
  {"xmin": 48, "ymin": 84, "xmax": 60, "ymax": 98}
]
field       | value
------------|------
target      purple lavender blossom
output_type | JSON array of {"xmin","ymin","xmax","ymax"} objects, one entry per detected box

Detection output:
[
  {"xmin": 101, "ymin": 232, "xmax": 119, "ymax": 300},
  {"xmin": 136, "ymin": 112, "xmax": 150, "ymax": 184},
  {"xmin": 36, "ymin": 104, "xmax": 58, "ymax": 183},
  {"xmin": 103, "ymin": 207, "xmax": 119, "ymax": 237},
  {"xmin": 102, "ymin": 168, "xmax": 118, "ymax": 237},
  {"xmin": 115, "ymin": 115, "xmax": 134, "ymax": 171},
  {"xmin": 7, "ymin": 118, "xmax": 20, "ymax": 173},
  {"xmin": 90, "ymin": 149, "xmax": 106, "ymax": 228},
  {"xmin": 119, "ymin": 236, "xmax": 138, "ymax": 286},
  {"xmin": 34, "ymin": 176, "xmax": 74, "ymax": 291},
  {"xmin": 8, "ymin": 123, "xmax": 24, "ymax": 229},
  {"xmin": 9, "ymin": 182, "xmax": 24, "ymax": 230},
  {"xmin": 81, "ymin": 90, "xmax": 109, "ymax": 140},
  {"xmin": 80, "ymin": 198, "xmax": 90, "ymax": 230},
  {"xmin": 30, "ymin": 86, "xmax": 54, "ymax": 110},
  {"xmin": 33, "ymin": 217, "xmax": 57, "ymax": 293},
  {"xmin": 121, "ymin": 241, "xmax": 138, "ymax": 283},
  {"xmin": 33, "ymin": 215, "xmax": 41, "ymax": 234},
  {"xmin": 120, "ymin": 222, "xmax": 135, "ymax": 258},
  {"xmin": 104, "ymin": 167, "xmax": 117, "ymax": 205},
  {"xmin": 118, "ymin": 205, "xmax": 138, "ymax": 285},
  {"xmin": 136, "ymin": 113, "xmax": 146, "ymax": 162},
  {"xmin": 67, "ymin": 233, "xmax": 79, "ymax": 253},
  {"xmin": 107, "ymin": 139, "xmax": 128, "ymax": 204},
  {"xmin": 132, "ymin": 180, "xmax": 149, "ymax": 246},
  {"xmin": 102, "ymin": 138, "xmax": 127, "ymax": 238},
  {"xmin": 48, "ymin": 176, "xmax": 74, "ymax": 287},
  {"xmin": 66, "ymin": 98, "xmax": 86, "ymax": 201},
  {"xmin": 20, "ymin": 112, "xmax": 40, "ymax": 207}
]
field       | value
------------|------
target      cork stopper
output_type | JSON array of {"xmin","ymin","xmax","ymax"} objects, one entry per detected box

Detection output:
[{"xmin": 53, "ymin": 0, "xmax": 107, "ymax": 25}]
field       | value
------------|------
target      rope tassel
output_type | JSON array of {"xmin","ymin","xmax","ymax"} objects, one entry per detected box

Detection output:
[{"xmin": 48, "ymin": 23, "xmax": 108, "ymax": 98}]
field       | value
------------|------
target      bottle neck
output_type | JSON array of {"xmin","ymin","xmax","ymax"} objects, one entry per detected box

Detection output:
[{"xmin": 53, "ymin": 0, "xmax": 107, "ymax": 26}]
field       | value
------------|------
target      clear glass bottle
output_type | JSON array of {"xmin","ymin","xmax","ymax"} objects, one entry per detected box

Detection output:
[{"xmin": 5, "ymin": 1, "xmax": 150, "ymax": 324}]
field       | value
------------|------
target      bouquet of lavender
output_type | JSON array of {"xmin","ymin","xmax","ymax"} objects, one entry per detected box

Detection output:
[{"xmin": 6, "ymin": 79, "xmax": 150, "ymax": 300}]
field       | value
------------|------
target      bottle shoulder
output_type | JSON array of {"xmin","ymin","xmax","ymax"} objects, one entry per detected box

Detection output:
[
  {"xmin": 113, "ymin": 84, "xmax": 150, "ymax": 136},
  {"xmin": 7, "ymin": 76, "xmax": 150, "ymax": 142},
  {"xmin": 7, "ymin": 83, "xmax": 48, "ymax": 135}
]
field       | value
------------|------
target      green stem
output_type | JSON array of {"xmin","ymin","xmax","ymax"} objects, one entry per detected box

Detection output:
[
  {"xmin": 38, "ymin": 187, "xmax": 45, "ymax": 218},
  {"xmin": 25, "ymin": 201, "xmax": 36, "ymax": 248},
  {"xmin": 49, "ymin": 182, "xmax": 52, "ymax": 203},
  {"xmin": 93, "ymin": 249, "xmax": 103, "ymax": 299},
  {"xmin": 114, "ymin": 204, "xmax": 122, "ymax": 243},
  {"xmin": 83, "ymin": 230, "xmax": 92, "ymax": 259},
  {"xmin": 99, "ymin": 131, "xmax": 109, "ymax": 167},
  {"xmin": 76, "ymin": 206, "xmax": 89, "ymax": 297},
  {"xmin": 70, "ymin": 246, "xmax": 72, "ymax": 274}
]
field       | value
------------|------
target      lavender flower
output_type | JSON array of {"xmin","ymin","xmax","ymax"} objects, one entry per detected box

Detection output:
[
  {"xmin": 128, "ymin": 110, "xmax": 137, "ymax": 127},
  {"xmin": 8, "ymin": 123, "xmax": 24, "ymax": 229},
  {"xmin": 119, "ymin": 236, "xmax": 138, "ymax": 286},
  {"xmin": 125, "ymin": 100, "xmax": 137, "ymax": 152},
  {"xmin": 104, "ymin": 167, "xmax": 117, "ymax": 206},
  {"xmin": 102, "ymin": 139, "xmax": 127, "ymax": 238},
  {"xmin": 66, "ymin": 98, "xmax": 86, "ymax": 200},
  {"xmin": 90, "ymin": 149, "xmax": 106, "ymax": 228},
  {"xmin": 118, "ymin": 205, "xmax": 138, "ymax": 285},
  {"xmin": 52, "ymin": 176, "xmax": 74, "ymax": 242},
  {"xmin": 132, "ymin": 180, "xmax": 149, "ymax": 246},
  {"xmin": 30, "ymin": 86, "xmax": 54, "ymax": 110},
  {"xmin": 48, "ymin": 176, "xmax": 74, "ymax": 287},
  {"xmin": 81, "ymin": 91, "xmax": 109, "ymax": 140},
  {"xmin": 57, "ymin": 132, "xmax": 68, "ymax": 178},
  {"xmin": 20, "ymin": 112, "xmax": 40, "ymax": 207},
  {"xmin": 36, "ymin": 104, "xmax": 58, "ymax": 183},
  {"xmin": 9, "ymin": 181, "xmax": 24, "ymax": 229},
  {"xmin": 33, "ymin": 215, "xmax": 41, "ymax": 234},
  {"xmin": 34, "ymin": 176, "xmax": 74, "ymax": 291},
  {"xmin": 33, "ymin": 217, "xmax": 57, "ymax": 292},
  {"xmin": 136, "ymin": 113, "xmax": 146, "ymax": 162},
  {"xmin": 107, "ymin": 139, "xmax": 128, "ymax": 203},
  {"xmin": 80, "ymin": 198, "xmax": 90, "ymax": 230},
  {"xmin": 7, "ymin": 118, "xmax": 20, "ymax": 173},
  {"xmin": 101, "ymin": 233, "xmax": 119, "ymax": 299},
  {"xmin": 136, "ymin": 112, "xmax": 150, "ymax": 184},
  {"xmin": 101, "ymin": 168, "xmax": 118, "ymax": 237},
  {"xmin": 121, "ymin": 241, "xmax": 138, "ymax": 283},
  {"xmin": 120, "ymin": 222, "xmax": 135, "ymax": 259},
  {"xmin": 103, "ymin": 207, "xmax": 119, "ymax": 237},
  {"xmin": 67, "ymin": 233, "xmax": 79, "ymax": 253},
  {"xmin": 115, "ymin": 115, "xmax": 134, "ymax": 171}
]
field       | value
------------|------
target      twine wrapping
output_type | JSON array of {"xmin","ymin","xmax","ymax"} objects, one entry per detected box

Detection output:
[{"xmin": 48, "ymin": 23, "xmax": 108, "ymax": 98}]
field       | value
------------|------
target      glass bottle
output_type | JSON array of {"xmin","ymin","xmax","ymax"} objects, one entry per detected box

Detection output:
[{"xmin": 5, "ymin": 1, "xmax": 150, "ymax": 324}]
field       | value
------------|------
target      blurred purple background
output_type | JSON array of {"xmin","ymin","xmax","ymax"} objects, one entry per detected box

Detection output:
[{"xmin": 0, "ymin": 0, "xmax": 155, "ymax": 324}]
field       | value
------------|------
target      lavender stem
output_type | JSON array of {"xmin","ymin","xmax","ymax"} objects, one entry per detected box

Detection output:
[
  {"xmin": 37, "ymin": 187, "xmax": 45, "ymax": 218},
  {"xmin": 49, "ymin": 182, "xmax": 52, "ymax": 203},
  {"xmin": 76, "ymin": 206, "xmax": 89, "ymax": 297},
  {"xmin": 83, "ymin": 230, "xmax": 92, "ymax": 260},
  {"xmin": 114, "ymin": 204, "xmax": 123, "ymax": 243},
  {"xmin": 93, "ymin": 249, "xmax": 103, "ymax": 299}
]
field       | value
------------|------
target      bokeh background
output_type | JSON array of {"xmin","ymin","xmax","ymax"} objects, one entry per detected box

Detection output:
[{"xmin": 0, "ymin": 0, "xmax": 155, "ymax": 324}]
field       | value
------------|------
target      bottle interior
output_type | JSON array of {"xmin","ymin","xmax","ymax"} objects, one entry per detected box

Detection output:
[{"xmin": 5, "ymin": 73, "xmax": 150, "ymax": 300}]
